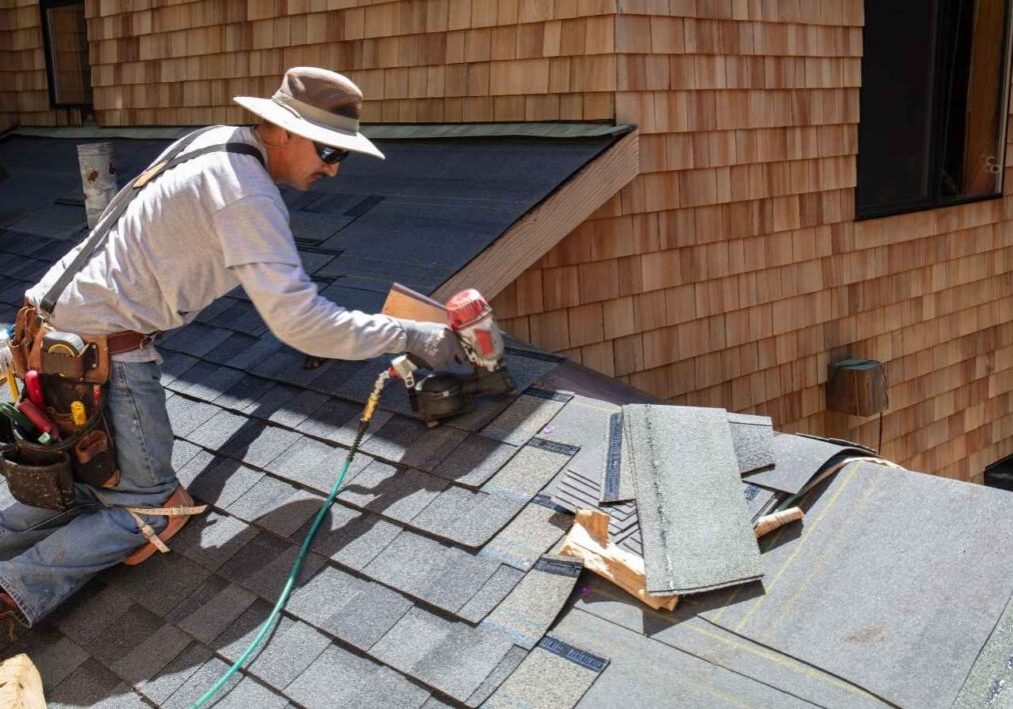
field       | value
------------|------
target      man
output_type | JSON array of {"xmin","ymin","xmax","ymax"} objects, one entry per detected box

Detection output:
[{"xmin": 0, "ymin": 67, "xmax": 464, "ymax": 629}]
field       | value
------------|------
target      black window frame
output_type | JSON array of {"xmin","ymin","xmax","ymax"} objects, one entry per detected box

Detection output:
[
  {"xmin": 856, "ymin": 0, "xmax": 1013, "ymax": 221},
  {"xmin": 38, "ymin": 0, "xmax": 93, "ymax": 110}
]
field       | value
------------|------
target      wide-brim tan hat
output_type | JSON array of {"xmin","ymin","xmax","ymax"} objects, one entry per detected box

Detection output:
[{"xmin": 234, "ymin": 67, "xmax": 384, "ymax": 160}]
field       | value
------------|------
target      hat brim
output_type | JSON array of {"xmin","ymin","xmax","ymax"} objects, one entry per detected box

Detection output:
[{"xmin": 233, "ymin": 96, "xmax": 385, "ymax": 160}]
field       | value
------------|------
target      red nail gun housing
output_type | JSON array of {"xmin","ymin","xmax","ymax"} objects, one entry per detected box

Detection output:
[{"xmin": 398, "ymin": 289, "xmax": 517, "ymax": 427}]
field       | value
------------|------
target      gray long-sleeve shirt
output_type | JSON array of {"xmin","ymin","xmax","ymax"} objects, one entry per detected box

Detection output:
[{"xmin": 26, "ymin": 126, "xmax": 407, "ymax": 362}]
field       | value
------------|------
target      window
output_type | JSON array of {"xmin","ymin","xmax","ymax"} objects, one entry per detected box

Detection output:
[
  {"xmin": 39, "ymin": 0, "xmax": 92, "ymax": 108},
  {"xmin": 857, "ymin": 0, "xmax": 1013, "ymax": 219}
]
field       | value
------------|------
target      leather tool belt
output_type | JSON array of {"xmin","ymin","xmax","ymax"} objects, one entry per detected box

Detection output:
[{"xmin": 0, "ymin": 305, "xmax": 122, "ymax": 508}]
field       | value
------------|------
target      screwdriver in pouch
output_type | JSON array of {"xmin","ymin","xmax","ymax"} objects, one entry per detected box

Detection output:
[
  {"xmin": 0, "ymin": 402, "xmax": 46, "ymax": 444},
  {"xmin": 16, "ymin": 400, "xmax": 59, "ymax": 444}
]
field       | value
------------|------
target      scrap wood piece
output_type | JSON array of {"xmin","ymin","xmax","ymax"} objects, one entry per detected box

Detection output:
[
  {"xmin": 0, "ymin": 653, "xmax": 45, "ymax": 709},
  {"xmin": 381, "ymin": 282, "xmax": 446, "ymax": 323},
  {"xmin": 561, "ymin": 507, "xmax": 805, "ymax": 612},
  {"xmin": 559, "ymin": 509, "xmax": 677, "ymax": 611},
  {"xmin": 753, "ymin": 507, "xmax": 804, "ymax": 537}
]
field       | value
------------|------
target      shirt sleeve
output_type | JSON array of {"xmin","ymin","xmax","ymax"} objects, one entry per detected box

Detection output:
[
  {"xmin": 211, "ymin": 193, "xmax": 301, "ymax": 269},
  {"xmin": 231, "ymin": 260, "xmax": 408, "ymax": 360}
]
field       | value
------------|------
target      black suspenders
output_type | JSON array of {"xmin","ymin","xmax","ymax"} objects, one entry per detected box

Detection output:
[{"xmin": 39, "ymin": 126, "xmax": 266, "ymax": 319}]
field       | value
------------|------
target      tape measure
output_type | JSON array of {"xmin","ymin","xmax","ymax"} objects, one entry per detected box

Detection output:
[{"xmin": 42, "ymin": 331, "xmax": 86, "ymax": 357}]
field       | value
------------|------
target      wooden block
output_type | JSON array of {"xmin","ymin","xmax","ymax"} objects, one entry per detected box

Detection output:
[
  {"xmin": 381, "ymin": 283, "xmax": 447, "ymax": 323},
  {"xmin": 560, "ymin": 509, "xmax": 678, "ymax": 611},
  {"xmin": 0, "ymin": 654, "xmax": 45, "ymax": 709}
]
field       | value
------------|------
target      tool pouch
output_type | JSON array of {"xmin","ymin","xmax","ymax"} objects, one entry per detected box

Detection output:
[
  {"xmin": 0, "ymin": 446, "xmax": 75, "ymax": 511},
  {"xmin": 37, "ymin": 377, "xmax": 120, "ymax": 490},
  {"xmin": 10, "ymin": 305, "xmax": 110, "ymax": 384}
]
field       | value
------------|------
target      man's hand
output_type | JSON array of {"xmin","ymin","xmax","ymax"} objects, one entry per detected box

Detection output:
[{"xmin": 397, "ymin": 319, "xmax": 467, "ymax": 371}]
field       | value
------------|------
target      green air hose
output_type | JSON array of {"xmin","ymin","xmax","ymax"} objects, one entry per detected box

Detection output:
[{"xmin": 192, "ymin": 370, "xmax": 391, "ymax": 709}]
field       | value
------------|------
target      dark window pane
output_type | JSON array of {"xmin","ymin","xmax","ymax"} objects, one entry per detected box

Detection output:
[
  {"xmin": 45, "ymin": 3, "xmax": 92, "ymax": 106},
  {"xmin": 857, "ymin": 0, "xmax": 939, "ymax": 216},
  {"xmin": 938, "ymin": 0, "xmax": 1010, "ymax": 200}
]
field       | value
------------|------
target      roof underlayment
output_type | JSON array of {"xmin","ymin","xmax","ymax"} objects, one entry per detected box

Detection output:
[{"xmin": 0, "ymin": 132, "xmax": 1012, "ymax": 707}]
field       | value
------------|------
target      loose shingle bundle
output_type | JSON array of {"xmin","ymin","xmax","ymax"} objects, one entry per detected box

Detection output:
[{"xmin": 623, "ymin": 405, "xmax": 764, "ymax": 596}]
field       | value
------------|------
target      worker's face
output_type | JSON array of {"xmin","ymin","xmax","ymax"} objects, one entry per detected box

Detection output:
[{"xmin": 274, "ymin": 133, "xmax": 341, "ymax": 191}]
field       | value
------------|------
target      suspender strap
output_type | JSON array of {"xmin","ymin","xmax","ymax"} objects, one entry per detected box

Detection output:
[{"xmin": 39, "ymin": 127, "xmax": 266, "ymax": 318}]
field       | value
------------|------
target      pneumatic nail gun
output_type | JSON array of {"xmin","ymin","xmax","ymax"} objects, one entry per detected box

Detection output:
[{"xmin": 389, "ymin": 289, "xmax": 516, "ymax": 427}]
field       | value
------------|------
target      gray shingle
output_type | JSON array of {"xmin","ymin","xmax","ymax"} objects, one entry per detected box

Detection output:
[
  {"xmin": 218, "ymin": 532, "xmax": 326, "ymax": 600},
  {"xmin": 479, "ymin": 391, "xmax": 569, "ymax": 446},
  {"xmin": 297, "ymin": 396, "xmax": 362, "ymax": 443},
  {"xmin": 226, "ymin": 475, "xmax": 322, "ymax": 537},
  {"xmin": 172, "ymin": 362, "xmax": 247, "ymax": 403},
  {"xmin": 198, "ymin": 676, "xmax": 288, "ymax": 709},
  {"xmin": 204, "ymin": 332, "xmax": 263, "ymax": 366},
  {"xmin": 184, "ymin": 407, "xmax": 252, "ymax": 451},
  {"xmin": 170, "ymin": 576, "xmax": 259, "ymax": 644},
  {"xmin": 221, "ymin": 422, "xmax": 302, "ymax": 469},
  {"xmin": 107, "ymin": 612, "xmax": 192, "ymax": 685},
  {"xmin": 337, "ymin": 460, "xmax": 447, "ymax": 523},
  {"xmin": 171, "ymin": 510, "xmax": 259, "ymax": 571},
  {"xmin": 483, "ymin": 643, "xmax": 603, "ymax": 709},
  {"xmin": 102, "ymin": 550, "xmax": 212, "ymax": 616},
  {"xmin": 371, "ymin": 606, "xmax": 516, "ymax": 703},
  {"xmin": 185, "ymin": 455, "xmax": 264, "ymax": 508},
  {"xmin": 363, "ymin": 531, "xmax": 500, "ymax": 614},
  {"xmin": 216, "ymin": 333, "xmax": 284, "ymax": 371},
  {"xmin": 266, "ymin": 435, "xmax": 371, "ymax": 493},
  {"xmin": 286, "ymin": 643, "xmax": 431, "ymax": 709},
  {"xmin": 53, "ymin": 582, "xmax": 133, "ymax": 646},
  {"xmin": 410, "ymin": 485, "xmax": 523, "ymax": 548},
  {"xmin": 8, "ymin": 625, "xmax": 89, "ymax": 691},
  {"xmin": 171, "ymin": 439, "xmax": 203, "ymax": 471},
  {"xmin": 295, "ymin": 502, "xmax": 401, "ymax": 570},
  {"xmin": 370, "ymin": 420, "xmax": 469, "ymax": 471},
  {"xmin": 534, "ymin": 394, "xmax": 619, "ymax": 481},
  {"xmin": 243, "ymin": 616, "xmax": 331, "ymax": 689},
  {"xmin": 161, "ymin": 323, "xmax": 234, "ymax": 357},
  {"xmin": 166, "ymin": 394, "xmax": 219, "ymax": 437},
  {"xmin": 135, "ymin": 642, "xmax": 214, "ymax": 706},
  {"xmin": 458, "ymin": 565, "xmax": 526, "ymax": 624},
  {"xmin": 465, "ymin": 645, "xmax": 528, "ymax": 707},
  {"xmin": 214, "ymin": 373, "xmax": 277, "ymax": 412},
  {"xmin": 627, "ymin": 405, "xmax": 762, "ymax": 596},
  {"xmin": 47, "ymin": 658, "xmax": 140, "ymax": 708},
  {"xmin": 482, "ymin": 443, "xmax": 572, "ymax": 502},
  {"xmin": 159, "ymin": 653, "xmax": 244, "ymax": 709},
  {"xmin": 480, "ymin": 502, "xmax": 571, "ymax": 571},
  {"xmin": 431, "ymin": 435, "xmax": 519, "ymax": 487},
  {"xmin": 287, "ymin": 564, "xmax": 412, "ymax": 651},
  {"xmin": 211, "ymin": 300, "xmax": 269, "ymax": 336},
  {"xmin": 248, "ymin": 386, "xmax": 326, "ymax": 428},
  {"xmin": 727, "ymin": 411, "xmax": 775, "ymax": 474},
  {"xmin": 481, "ymin": 555, "xmax": 582, "ymax": 649}
]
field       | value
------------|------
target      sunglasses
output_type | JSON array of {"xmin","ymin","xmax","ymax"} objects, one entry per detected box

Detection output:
[{"xmin": 313, "ymin": 142, "xmax": 350, "ymax": 165}]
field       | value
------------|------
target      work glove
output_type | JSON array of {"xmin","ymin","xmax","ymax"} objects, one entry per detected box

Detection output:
[{"xmin": 397, "ymin": 319, "xmax": 468, "ymax": 371}]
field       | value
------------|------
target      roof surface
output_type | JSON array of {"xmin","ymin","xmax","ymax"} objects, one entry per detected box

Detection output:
[{"xmin": 1, "ymin": 134, "xmax": 1012, "ymax": 708}]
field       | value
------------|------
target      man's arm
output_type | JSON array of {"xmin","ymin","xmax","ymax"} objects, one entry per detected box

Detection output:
[{"xmin": 232, "ymin": 261, "xmax": 407, "ymax": 360}]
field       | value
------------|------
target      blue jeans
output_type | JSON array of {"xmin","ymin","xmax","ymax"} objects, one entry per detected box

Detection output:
[{"xmin": 0, "ymin": 361, "xmax": 178, "ymax": 625}]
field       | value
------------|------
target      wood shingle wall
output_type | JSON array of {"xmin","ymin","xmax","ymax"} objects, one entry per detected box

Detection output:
[
  {"xmin": 493, "ymin": 0, "xmax": 1013, "ymax": 482},
  {"xmin": 3, "ymin": 0, "xmax": 1013, "ymax": 481},
  {"xmin": 0, "ymin": 0, "xmax": 85, "ymax": 130},
  {"xmin": 82, "ymin": 0, "xmax": 618, "ymax": 125}
]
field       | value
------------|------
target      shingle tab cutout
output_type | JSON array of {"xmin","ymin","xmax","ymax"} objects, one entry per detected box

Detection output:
[
  {"xmin": 628, "ymin": 405, "xmax": 763, "ymax": 595},
  {"xmin": 481, "ymin": 555, "xmax": 582, "ymax": 649}
]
